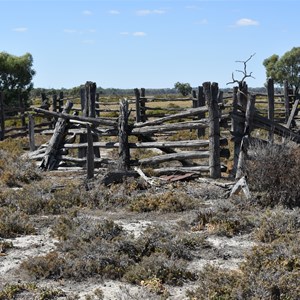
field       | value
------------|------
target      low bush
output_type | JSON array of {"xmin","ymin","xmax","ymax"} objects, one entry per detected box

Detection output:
[
  {"xmin": 129, "ymin": 191, "xmax": 196, "ymax": 213},
  {"xmin": 244, "ymin": 141, "xmax": 300, "ymax": 208},
  {"xmin": 0, "ymin": 207, "xmax": 35, "ymax": 238}
]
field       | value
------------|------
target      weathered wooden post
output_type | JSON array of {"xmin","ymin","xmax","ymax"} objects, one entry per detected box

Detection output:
[
  {"xmin": 231, "ymin": 86, "xmax": 245, "ymax": 177},
  {"xmin": 95, "ymin": 93, "xmax": 100, "ymax": 117},
  {"xmin": 284, "ymin": 80, "xmax": 290, "ymax": 123},
  {"xmin": 197, "ymin": 86, "xmax": 206, "ymax": 137},
  {"xmin": 86, "ymin": 124, "xmax": 94, "ymax": 179},
  {"xmin": 0, "ymin": 92, "xmax": 5, "ymax": 140},
  {"xmin": 79, "ymin": 84, "xmax": 88, "ymax": 158},
  {"xmin": 236, "ymin": 94, "xmax": 256, "ymax": 179},
  {"xmin": 40, "ymin": 101, "xmax": 73, "ymax": 170},
  {"xmin": 140, "ymin": 88, "xmax": 147, "ymax": 122},
  {"xmin": 52, "ymin": 94, "xmax": 57, "ymax": 112},
  {"xmin": 203, "ymin": 82, "xmax": 221, "ymax": 179},
  {"xmin": 118, "ymin": 99, "xmax": 130, "ymax": 171},
  {"xmin": 192, "ymin": 90, "xmax": 197, "ymax": 108},
  {"xmin": 267, "ymin": 78, "xmax": 274, "ymax": 142},
  {"xmin": 134, "ymin": 88, "xmax": 141, "ymax": 123},
  {"xmin": 28, "ymin": 114, "xmax": 35, "ymax": 151}
]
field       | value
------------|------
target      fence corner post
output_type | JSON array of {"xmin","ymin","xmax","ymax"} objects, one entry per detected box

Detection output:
[
  {"xmin": 118, "ymin": 99, "xmax": 130, "ymax": 171},
  {"xmin": 203, "ymin": 81, "xmax": 221, "ymax": 179}
]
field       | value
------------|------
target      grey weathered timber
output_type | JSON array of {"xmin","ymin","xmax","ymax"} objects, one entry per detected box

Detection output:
[
  {"xmin": 63, "ymin": 138, "xmax": 228, "ymax": 149},
  {"xmin": 134, "ymin": 106, "xmax": 209, "ymax": 128},
  {"xmin": 138, "ymin": 148, "xmax": 230, "ymax": 166},
  {"xmin": 28, "ymin": 114, "xmax": 35, "ymax": 151},
  {"xmin": 231, "ymin": 86, "xmax": 245, "ymax": 176},
  {"xmin": 267, "ymin": 78, "xmax": 275, "ymax": 142},
  {"xmin": 0, "ymin": 92, "xmax": 5, "ymax": 140},
  {"xmin": 132, "ymin": 120, "xmax": 208, "ymax": 135},
  {"xmin": 140, "ymin": 88, "xmax": 147, "ymax": 122},
  {"xmin": 231, "ymin": 110, "xmax": 300, "ymax": 143},
  {"xmin": 118, "ymin": 99, "xmax": 130, "ymax": 171},
  {"xmin": 52, "ymin": 94, "xmax": 57, "ymax": 112},
  {"xmin": 204, "ymin": 82, "xmax": 221, "ymax": 179},
  {"xmin": 39, "ymin": 101, "xmax": 73, "ymax": 170},
  {"xmin": 134, "ymin": 88, "xmax": 141, "ymax": 123},
  {"xmin": 284, "ymin": 80, "xmax": 290, "ymax": 123},
  {"xmin": 286, "ymin": 98, "xmax": 299, "ymax": 129},
  {"xmin": 197, "ymin": 86, "xmax": 205, "ymax": 137},
  {"xmin": 86, "ymin": 124, "xmax": 94, "ymax": 179},
  {"xmin": 235, "ymin": 95, "xmax": 256, "ymax": 179},
  {"xmin": 152, "ymin": 165, "xmax": 227, "ymax": 176},
  {"xmin": 33, "ymin": 107, "xmax": 117, "ymax": 127},
  {"xmin": 244, "ymin": 94, "xmax": 256, "ymax": 135}
]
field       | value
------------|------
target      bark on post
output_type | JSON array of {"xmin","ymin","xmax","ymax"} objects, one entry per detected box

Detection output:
[
  {"xmin": 52, "ymin": 94, "xmax": 57, "ymax": 112},
  {"xmin": 197, "ymin": 86, "xmax": 206, "ymax": 137},
  {"xmin": 284, "ymin": 80, "xmax": 290, "ymax": 123},
  {"xmin": 79, "ymin": 84, "xmax": 89, "ymax": 158},
  {"xmin": 0, "ymin": 92, "xmax": 5, "ymax": 141},
  {"xmin": 28, "ymin": 114, "xmax": 35, "ymax": 151},
  {"xmin": 140, "ymin": 88, "xmax": 147, "ymax": 122},
  {"xmin": 40, "ymin": 101, "xmax": 73, "ymax": 170},
  {"xmin": 231, "ymin": 86, "xmax": 245, "ymax": 177},
  {"xmin": 95, "ymin": 93, "xmax": 100, "ymax": 117},
  {"xmin": 267, "ymin": 78, "xmax": 274, "ymax": 142},
  {"xmin": 134, "ymin": 88, "xmax": 141, "ymax": 123},
  {"xmin": 236, "ymin": 94, "xmax": 256, "ymax": 179},
  {"xmin": 118, "ymin": 99, "xmax": 130, "ymax": 171},
  {"xmin": 86, "ymin": 124, "xmax": 94, "ymax": 179},
  {"xmin": 203, "ymin": 82, "xmax": 221, "ymax": 179}
]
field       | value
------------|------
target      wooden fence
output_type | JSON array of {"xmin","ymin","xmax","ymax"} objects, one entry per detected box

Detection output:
[{"xmin": 2, "ymin": 78, "xmax": 300, "ymax": 182}]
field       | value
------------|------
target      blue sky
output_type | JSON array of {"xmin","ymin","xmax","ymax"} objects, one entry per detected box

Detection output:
[{"xmin": 1, "ymin": 0, "xmax": 299, "ymax": 89}]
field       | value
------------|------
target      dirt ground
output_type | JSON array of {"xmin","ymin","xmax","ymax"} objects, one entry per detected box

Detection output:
[{"xmin": 0, "ymin": 169, "xmax": 258, "ymax": 300}]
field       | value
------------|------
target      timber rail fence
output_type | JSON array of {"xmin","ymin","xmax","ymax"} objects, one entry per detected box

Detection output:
[{"xmin": 1, "ymin": 78, "xmax": 300, "ymax": 182}]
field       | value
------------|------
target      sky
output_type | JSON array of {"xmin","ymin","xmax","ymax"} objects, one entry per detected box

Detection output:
[{"xmin": 1, "ymin": 0, "xmax": 300, "ymax": 90}]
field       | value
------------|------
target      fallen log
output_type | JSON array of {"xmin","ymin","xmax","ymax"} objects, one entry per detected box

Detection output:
[{"xmin": 40, "ymin": 101, "xmax": 73, "ymax": 170}]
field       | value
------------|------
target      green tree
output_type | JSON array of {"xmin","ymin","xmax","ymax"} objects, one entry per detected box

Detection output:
[
  {"xmin": 0, "ymin": 52, "xmax": 36, "ymax": 107},
  {"xmin": 263, "ymin": 47, "xmax": 300, "ymax": 94},
  {"xmin": 174, "ymin": 82, "xmax": 192, "ymax": 96}
]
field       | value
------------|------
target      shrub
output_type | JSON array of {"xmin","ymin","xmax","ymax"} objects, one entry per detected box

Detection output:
[
  {"xmin": 244, "ymin": 141, "xmax": 300, "ymax": 207},
  {"xmin": 129, "ymin": 191, "xmax": 196, "ymax": 213},
  {"xmin": 0, "ymin": 207, "xmax": 35, "ymax": 238}
]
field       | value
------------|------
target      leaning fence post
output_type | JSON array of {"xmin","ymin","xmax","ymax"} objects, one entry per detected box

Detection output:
[
  {"xmin": 203, "ymin": 81, "xmax": 221, "ymax": 179},
  {"xmin": 267, "ymin": 78, "xmax": 274, "ymax": 142},
  {"xmin": 86, "ymin": 124, "xmax": 94, "ymax": 179},
  {"xmin": 236, "ymin": 94, "xmax": 256, "ymax": 179},
  {"xmin": 0, "ymin": 92, "xmax": 5, "ymax": 140},
  {"xmin": 118, "ymin": 99, "xmax": 130, "ymax": 171},
  {"xmin": 28, "ymin": 114, "xmax": 35, "ymax": 151}
]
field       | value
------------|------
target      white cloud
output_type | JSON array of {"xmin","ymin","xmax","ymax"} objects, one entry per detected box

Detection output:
[
  {"xmin": 83, "ymin": 10, "xmax": 92, "ymax": 16},
  {"xmin": 12, "ymin": 27, "xmax": 28, "ymax": 32},
  {"xmin": 236, "ymin": 18, "xmax": 259, "ymax": 27},
  {"xmin": 133, "ymin": 32, "xmax": 147, "ymax": 37},
  {"xmin": 136, "ymin": 9, "xmax": 165, "ymax": 16},
  {"xmin": 109, "ymin": 10, "xmax": 120, "ymax": 15}
]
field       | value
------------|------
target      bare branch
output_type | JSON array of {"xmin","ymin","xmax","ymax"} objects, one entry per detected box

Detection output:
[{"xmin": 227, "ymin": 53, "xmax": 256, "ymax": 86}]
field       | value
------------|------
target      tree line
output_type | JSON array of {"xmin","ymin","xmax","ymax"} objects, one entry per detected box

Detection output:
[{"xmin": 1, "ymin": 47, "xmax": 300, "ymax": 108}]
